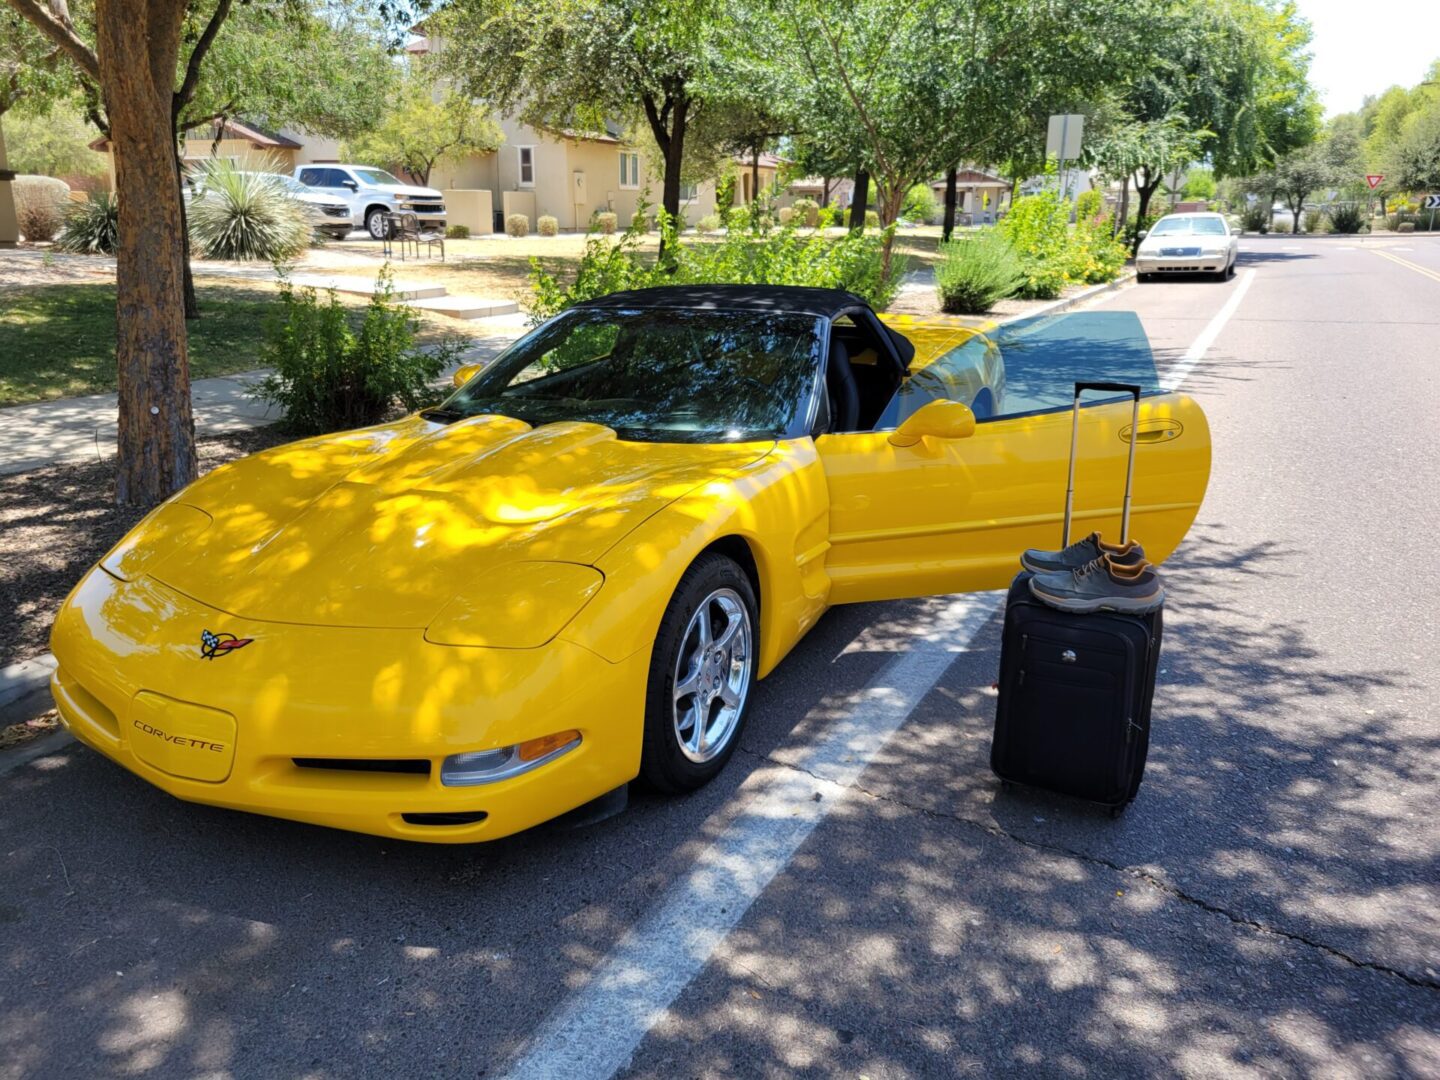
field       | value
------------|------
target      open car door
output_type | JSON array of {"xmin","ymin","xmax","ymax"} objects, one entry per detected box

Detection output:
[{"xmin": 816, "ymin": 311, "xmax": 1211, "ymax": 605}]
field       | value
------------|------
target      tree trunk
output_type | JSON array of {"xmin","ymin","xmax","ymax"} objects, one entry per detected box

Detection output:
[
  {"xmin": 848, "ymin": 166, "xmax": 868, "ymax": 231},
  {"xmin": 1115, "ymin": 175, "xmax": 1130, "ymax": 238},
  {"xmin": 820, "ymin": 176, "xmax": 831, "ymax": 208},
  {"xmin": 1132, "ymin": 168, "xmax": 1161, "ymax": 253},
  {"xmin": 642, "ymin": 89, "xmax": 688, "ymax": 260},
  {"xmin": 174, "ymin": 147, "xmax": 198, "ymax": 319},
  {"xmin": 750, "ymin": 144, "xmax": 760, "ymax": 212},
  {"xmin": 876, "ymin": 182, "xmax": 905, "ymax": 280},
  {"xmin": 942, "ymin": 166, "xmax": 958, "ymax": 242},
  {"xmin": 97, "ymin": 0, "xmax": 197, "ymax": 504}
]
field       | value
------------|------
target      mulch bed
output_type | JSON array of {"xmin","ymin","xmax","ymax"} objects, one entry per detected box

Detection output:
[{"xmin": 0, "ymin": 425, "xmax": 294, "ymax": 666}]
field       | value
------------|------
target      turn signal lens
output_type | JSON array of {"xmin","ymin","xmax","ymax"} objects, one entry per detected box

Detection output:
[
  {"xmin": 440, "ymin": 731, "xmax": 581, "ymax": 787},
  {"xmin": 518, "ymin": 730, "xmax": 581, "ymax": 762}
]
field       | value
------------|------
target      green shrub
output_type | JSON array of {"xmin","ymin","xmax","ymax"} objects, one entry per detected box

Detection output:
[
  {"xmin": 902, "ymin": 184, "xmax": 937, "ymax": 223},
  {"xmin": 1271, "ymin": 217, "xmax": 1292, "ymax": 234},
  {"xmin": 1325, "ymin": 204, "xmax": 1364, "ymax": 234},
  {"xmin": 187, "ymin": 160, "xmax": 309, "ymax": 261},
  {"xmin": 1075, "ymin": 189, "xmax": 1103, "ymax": 222},
  {"xmin": 56, "ymin": 192, "xmax": 119, "ymax": 254},
  {"xmin": 696, "ymin": 213, "xmax": 721, "ymax": 233},
  {"xmin": 998, "ymin": 190, "xmax": 1071, "ymax": 299},
  {"xmin": 864, "ymin": 209, "xmax": 879, "ymax": 228},
  {"xmin": 726, "ymin": 206, "xmax": 750, "ymax": 230},
  {"xmin": 14, "ymin": 175, "xmax": 70, "ymax": 242},
  {"xmin": 1068, "ymin": 215, "xmax": 1130, "ymax": 284},
  {"xmin": 255, "ymin": 269, "xmax": 464, "ymax": 434},
  {"xmin": 1396, "ymin": 220, "xmax": 1416, "ymax": 233},
  {"xmin": 1240, "ymin": 203, "xmax": 1269, "ymax": 232},
  {"xmin": 934, "ymin": 230, "xmax": 1024, "ymax": 314},
  {"xmin": 791, "ymin": 197, "xmax": 819, "ymax": 227},
  {"xmin": 529, "ymin": 205, "xmax": 900, "ymax": 320},
  {"xmin": 538, "ymin": 214, "xmax": 559, "ymax": 237},
  {"xmin": 594, "ymin": 211, "xmax": 618, "ymax": 235},
  {"xmin": 445, "ymin": 224, "xmax": 471, "ymax": 239},
  {"xmin": 505, "ymin": 213, "xmax": 529, "ymax": 237}
]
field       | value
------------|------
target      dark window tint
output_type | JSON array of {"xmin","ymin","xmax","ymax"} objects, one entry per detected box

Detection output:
[{"xmin": 438, "ymin": 308, "xmax": 823, "ymax": 443}]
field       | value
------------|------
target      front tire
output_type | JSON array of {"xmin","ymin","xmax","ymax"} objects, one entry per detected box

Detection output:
[
  {"xmin": 365, "ymin": 207, "xmax": 390, "ymax": 240},
  {"xmin": 639, "ymin": 553, "xmax": 758, "ymax": 793}
]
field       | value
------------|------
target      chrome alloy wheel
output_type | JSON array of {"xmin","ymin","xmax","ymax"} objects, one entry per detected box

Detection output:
[{"xmin": 672, "ymin": 587, "xmax": 753, "ymax": 763}]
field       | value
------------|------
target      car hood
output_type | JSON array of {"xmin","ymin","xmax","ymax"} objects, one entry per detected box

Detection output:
[
  {"xmin": 377, "ymin": 183, "xmax": 443, "ymax": 199},
  {"xmin": 148, "ymin": 415, "xmax": 771, "ymax": 629}
]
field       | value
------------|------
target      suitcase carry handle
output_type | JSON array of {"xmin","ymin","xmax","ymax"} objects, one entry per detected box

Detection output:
[{"xmin": 1064, "ymin": 382, "xmax": 1144, "ymax": 547}]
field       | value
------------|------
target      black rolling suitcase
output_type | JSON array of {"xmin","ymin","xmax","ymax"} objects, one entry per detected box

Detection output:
[{"xmin": 990, "ymin": 382, "xmax": 1162, "ymax": 815}]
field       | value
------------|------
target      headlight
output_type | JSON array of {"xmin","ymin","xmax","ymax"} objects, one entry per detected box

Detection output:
[
  {"xmin": 441, "ymin": 730, "xmax": 581, "ymax": 786},
  {"xmin": 101, "ymin": 502, "xmax": 211, "ymax": 581},
  {"xmin": 425, "ymin": 562, "xmax": 604, "ymax": 648}
]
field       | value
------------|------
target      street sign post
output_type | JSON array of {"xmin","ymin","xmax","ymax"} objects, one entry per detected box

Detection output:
[
  {"xmin": 1424, "ymin": 194, "xmax": 1440, "ymax": 231},
  {"xmin": 1366, "ymin": 174, "xmax": 1384, "ymax": 189},
  {"xmin": 1045, "ymin": 114, "xmax": 1084, "ymax": 202}
]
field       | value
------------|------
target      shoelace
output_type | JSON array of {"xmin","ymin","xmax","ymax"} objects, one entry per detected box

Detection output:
[
  {"xmin": 1061, "ymin": 534, "xmax": 1098, "ymax": 561},
  {"xmin": 1072, "ymin": 556, "xmax": 1108, "ymax": 582}
]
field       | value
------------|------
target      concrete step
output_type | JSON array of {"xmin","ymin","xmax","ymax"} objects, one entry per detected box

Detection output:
[
  {"xmin": 290, "ymin": 274, "xmax": 448, "ymax": 301},
  {"xmin": 403, "ymin": 295, "xmax": 520, "ymax": 320}
]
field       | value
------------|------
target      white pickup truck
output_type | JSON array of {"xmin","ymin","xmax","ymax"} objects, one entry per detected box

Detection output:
[{"xmin": 293, "ymin": 164, "xmax": 446, "ymax": 239}]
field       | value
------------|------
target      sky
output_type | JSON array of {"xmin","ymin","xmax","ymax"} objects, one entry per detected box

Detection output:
[{"xmin": 1298, "ymin": 0, "xmax": 1435, "ymax": 115}]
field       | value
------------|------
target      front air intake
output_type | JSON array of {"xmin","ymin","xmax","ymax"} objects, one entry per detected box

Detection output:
[
  {"xmin": 401, "ymin": 811, "xmax": 489, "ymax": 826},
  {"xmin": 293, "ymin": 757, "xmax": 431, "ymax": 776}
]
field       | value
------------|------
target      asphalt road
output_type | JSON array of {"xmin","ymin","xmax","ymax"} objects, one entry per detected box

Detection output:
[{"xmin": 3, "ymin": 234, "xmax": 1438, "ymax": 1079}]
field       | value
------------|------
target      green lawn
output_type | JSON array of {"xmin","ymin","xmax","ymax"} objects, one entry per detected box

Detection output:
[
  {"xmin": 0, "ymin": 279, "xmax": 463, "ymax": 406},
  {"xmin": 0, "ymin": 282, "xmax": 281, "ymax": 406}
]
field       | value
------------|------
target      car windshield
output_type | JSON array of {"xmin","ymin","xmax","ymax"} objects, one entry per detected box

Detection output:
[
  {"xmin": 435, "ymin": 308, "xmax": 823, "ymax": 443},
  {"xmin": 1149, "ymin": 216, "xmax": 1227, "ymax": 236},
  {"xmin": 354, "ymin": 168, "xmax": 404, "ymax": 186}
]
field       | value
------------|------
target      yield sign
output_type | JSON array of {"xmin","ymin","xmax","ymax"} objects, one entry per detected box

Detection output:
[{"xmin": 1366, "ymin": 174, "xmax": 1385, "ymax": 189}]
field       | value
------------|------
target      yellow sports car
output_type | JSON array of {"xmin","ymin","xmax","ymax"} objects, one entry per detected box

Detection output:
[{"xmin": 51, "ymin": 286, "xmax": 1210, "ymax": 842}]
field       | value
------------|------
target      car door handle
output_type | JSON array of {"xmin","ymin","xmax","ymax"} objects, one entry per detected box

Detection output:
[{"xmin": 1120, "ymin": 419, "xmax": 1183, "ymax": 443}]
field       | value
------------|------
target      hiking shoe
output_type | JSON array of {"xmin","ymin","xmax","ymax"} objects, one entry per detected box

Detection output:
[
  {"xmin": 1028, "ymin": 554, "xmax": 1165, "ymax": 614},
  {"xmin": 1020, "ymin": 532, "xmax": 1145, "ymax": 574}
]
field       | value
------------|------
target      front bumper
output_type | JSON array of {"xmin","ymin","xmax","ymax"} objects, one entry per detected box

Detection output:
[
  {"xmin": 1137, "ymin": 252, "xmax": 1228, "ymax": 274},
  {"xmin": 51, "ymin": 567, "xmax": 646, "ymax": 843}
]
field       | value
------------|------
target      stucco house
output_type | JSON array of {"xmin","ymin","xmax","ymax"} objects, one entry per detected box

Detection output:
[
  {"xmin": 928, "ymin": 168, "xmax": 1013, "ymax": 223},
  {"xmin": 89, "ymin": 118, "xmax": 344, "ymax": 189}
]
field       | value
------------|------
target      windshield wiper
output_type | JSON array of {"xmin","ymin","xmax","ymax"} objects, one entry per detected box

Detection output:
[{"xmin": 420, "ymin": 406, "xmax": 466, "ymax": 424}]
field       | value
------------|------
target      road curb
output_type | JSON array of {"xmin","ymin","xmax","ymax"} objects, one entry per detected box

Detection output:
[
  {"xmin": 0, "ymin": 728, "xmax": 75, "ymax": 776},
  {"xmin": 0, "ymin": 654, "xmax": 57, "ymax": 727},
  {"xmin": 999, "ymin": 271, "xmax": 1136, "ymax": 323}
]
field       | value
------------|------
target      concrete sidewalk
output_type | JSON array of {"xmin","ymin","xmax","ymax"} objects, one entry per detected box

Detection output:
[{"xmin": 0, "ymin": 335, "xmax": 520, "ymax": 477}]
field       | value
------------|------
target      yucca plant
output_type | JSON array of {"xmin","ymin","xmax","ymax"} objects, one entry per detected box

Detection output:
[
  {"xmin": 188, "ymin": 158, "xmax": 310, "ymax": 261},
  {"xmin": 936, "ymin": 229, "xmax": 1025, "ymax": 314},
  {"xmin": 56, "ymin": 193, "xmax": 120, "ymax": 254}
]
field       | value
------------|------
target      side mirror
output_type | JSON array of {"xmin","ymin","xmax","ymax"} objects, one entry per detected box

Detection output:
[
  {"xmin": 452, "ymin": 362, "xmax": 484, "ymax": 388},
  {"xmin": 1138, "ymin": 229, "xmax": 1148, "ymax": 239},
  {"xmin": 888, "ymin": 399, "xmax": 976, "ymax": 448},
  {"xmin": 342, "ymin": 179, "xmax": 359, "ymax": 191}
]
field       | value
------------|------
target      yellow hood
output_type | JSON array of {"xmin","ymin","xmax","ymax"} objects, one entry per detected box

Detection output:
[{"xmin": 147, "ymin": 415, "xmax": 771, "ymax": 629}]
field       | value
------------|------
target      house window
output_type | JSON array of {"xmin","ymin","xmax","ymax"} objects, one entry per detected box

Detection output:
[
  {"xmin": 679, "ymin": 182, "xmax": 698, "ymax": 201},
  {"xmin": 518, "ymin": 146, "xmax": 535, "ymax": 187},
  {"xmin": 619, "ymin": 151, "xmax": 640, "ymax": 189}
]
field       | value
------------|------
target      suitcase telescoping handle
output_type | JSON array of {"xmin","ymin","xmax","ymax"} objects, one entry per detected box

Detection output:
[{"xmin": 1063, "ymin": 382, "xmax": 1143, "ymax": 547}]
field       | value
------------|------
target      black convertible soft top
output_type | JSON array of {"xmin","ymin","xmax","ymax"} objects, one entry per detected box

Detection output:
[{"xmin": 576, "ymin": 285, "xmax": 873, "ymax": 319}]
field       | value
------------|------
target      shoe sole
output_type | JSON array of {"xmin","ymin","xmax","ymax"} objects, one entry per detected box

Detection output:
[{"xmin": 1027, "ymin": 587, "xmax": 1165, "ymax": 615}]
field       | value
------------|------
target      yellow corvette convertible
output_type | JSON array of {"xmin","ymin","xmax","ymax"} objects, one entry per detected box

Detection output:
[{"xmin": 51, "ymin": 286, "xmax": 1210, "ymax": 842}]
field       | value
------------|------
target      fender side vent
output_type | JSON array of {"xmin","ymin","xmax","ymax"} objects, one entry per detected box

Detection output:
[
  {"xmin": 294, "ymin": 757, "xmax": 431, "ymax": 776},
  {"xmin": 401, "ymin": 811, "xmax": 489, "ymax": 826}
]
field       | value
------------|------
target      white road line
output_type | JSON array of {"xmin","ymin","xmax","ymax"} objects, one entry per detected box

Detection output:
[
  {"xmin": 502, "ymin": 593, "xmax": 1002, "ymax": 1080},
  {"xmin": 1159, "ymin": 268, "xmax": 1256, "ymax": 390}
]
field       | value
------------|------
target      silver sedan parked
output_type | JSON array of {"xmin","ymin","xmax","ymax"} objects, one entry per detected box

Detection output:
[{"xmin": 1135, "ymin": 212, "xmax": 1239, "ymax": 281}]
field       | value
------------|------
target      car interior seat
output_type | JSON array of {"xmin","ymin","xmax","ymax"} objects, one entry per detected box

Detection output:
[{"xmin": 825, "ymin": 338, "xmax": 861, "ymax": 432}]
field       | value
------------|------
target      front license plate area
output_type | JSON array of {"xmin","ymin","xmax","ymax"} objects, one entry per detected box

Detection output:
[{"xmin": 127, "ymin": 693, "xmax": 237, "ymax": 783}]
